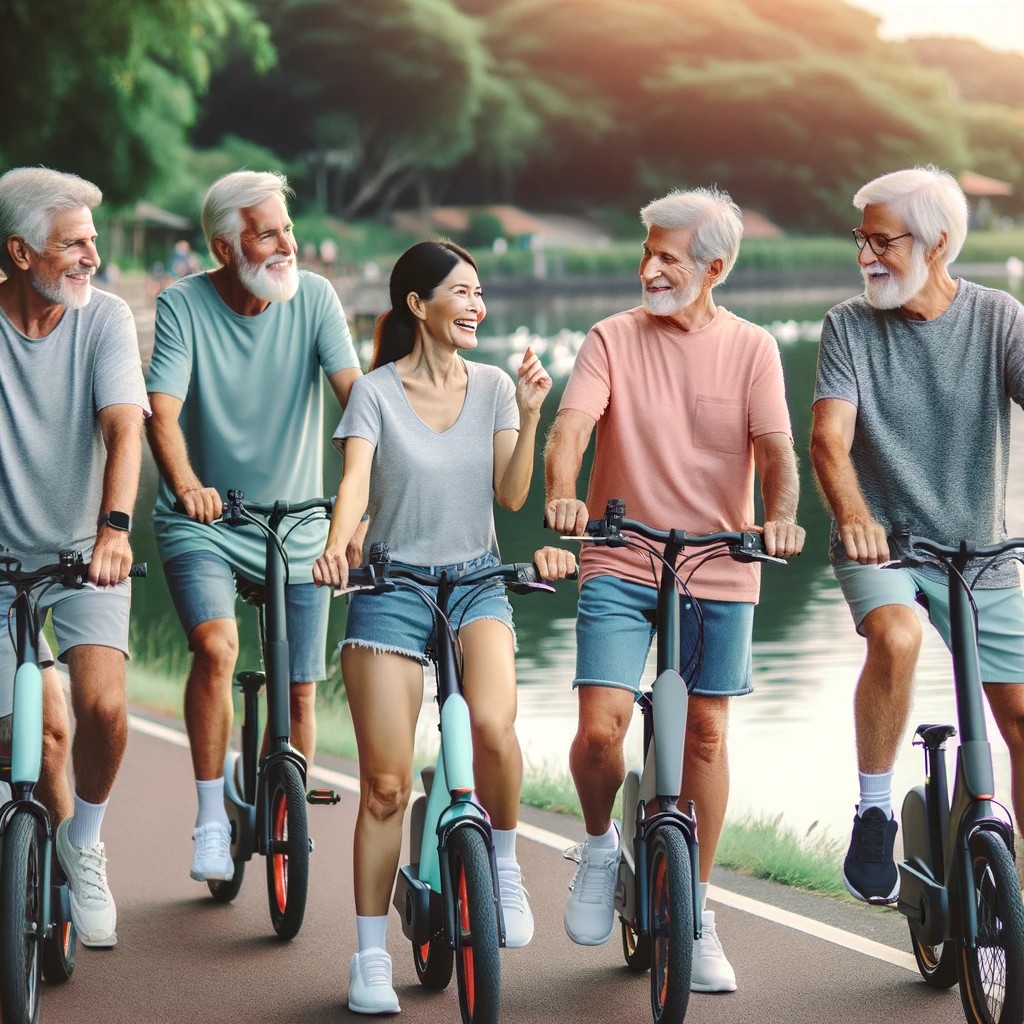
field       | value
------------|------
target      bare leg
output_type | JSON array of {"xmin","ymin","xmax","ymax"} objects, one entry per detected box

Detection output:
[
  {"xmin": 36, "ymin": 665, "xmax": 73, "ymax": 821},
  {"xmin": 984, "ymin": 683, "xmax": 1024, "ymax": 837},
  {"xmin": 65, "ymin": 645, "xmax": 128, "ymax": 803},
  {"xmin": 679, "ymin": 695, "xmax": 729, "ymax": 883},
  {"xmin": 460, "ymin": 619, "xmax": 521, "ymax": 830},
  {"xmin": 343, "ymin": 645, "xmax": 422, "ymax": 916},
  {"xmin": 183, "ymin": 618, "xmax": 238, "ymax": 780},
  {"xmin": 569, "ymin": 685, "xmax": 635, "ymax": 836},
  {"xmin": 854, "ymin": 605, "xmax": 922, "ymax": 774}
]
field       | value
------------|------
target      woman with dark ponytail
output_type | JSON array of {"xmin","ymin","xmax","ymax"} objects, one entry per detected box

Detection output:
[{"xmin": 315, "ymin": 240, "xmax": 575, "ymax": 1014}]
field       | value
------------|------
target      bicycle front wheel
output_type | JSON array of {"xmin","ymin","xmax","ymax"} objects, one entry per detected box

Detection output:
[
  {"xmin": 265, "ymin": 761, "xmax": 309, "ymax": 940},
  {"xmin": 958, "ymin": 830, "xmax": 1024, "ymax": 1024},
  {"xmin": 0, "ymin": 810, "xmax": 44, "ymax": 1024},
  {"xmin": 448, "ymin": 828, "xmax": 500, "ymax": 1024},
  {"xmin": 648, "ymin": 827, "xmax": 693, "ymax": 1024}
]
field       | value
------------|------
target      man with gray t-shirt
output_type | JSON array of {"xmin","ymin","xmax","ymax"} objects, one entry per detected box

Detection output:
[
  {"xmin": 0, "ymin": 167, "xmax": 149, "ymax": 947},
  {"xmin": 811, "ymin": 165, "xmax": 1024, "ymax": 904}
]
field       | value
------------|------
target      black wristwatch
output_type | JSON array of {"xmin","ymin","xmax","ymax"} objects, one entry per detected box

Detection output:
[{"xmin": 97, "ymin": 511, "xmax": 132, "ymax": 534}]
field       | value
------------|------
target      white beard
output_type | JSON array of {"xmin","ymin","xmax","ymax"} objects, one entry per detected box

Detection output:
[
  {"xmin": 31, "ymin": 268, "xmax": 93, "ymax": 308},
  {"xmin": 862, "ymin": 244, "xmax": 929, "ymax": 310},
  {"xmin": 236, "ymin": 250, "xmax": 299, "ymax": 303},
  {"xmin": 642, "ymin": 269, "xmax": 705, "ymax": 316}
]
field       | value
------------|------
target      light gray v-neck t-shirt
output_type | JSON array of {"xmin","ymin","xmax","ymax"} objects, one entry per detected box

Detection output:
[
  {"xmin": 814, "ymin": 279, "xmax": 1024, "ymax": 587},
  {"xmin": 334, "ymin": 359, "xmax": 519, "ymax": 566}
]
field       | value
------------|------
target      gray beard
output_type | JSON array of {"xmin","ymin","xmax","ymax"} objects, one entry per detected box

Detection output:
[
  {"xmin": 641, "ymin": 272, "xmax": 705, "ymax": 317},
  {"xmin": 862, "ymin": 245, "xmax": 929, "ymax": 310},
  {"xmin": 30, "ymin": 270, "xmax": 92, "ymax": 309},
  {"xmin": 236, "ymin": 252, "xmax": 299, "ymax": 303}
]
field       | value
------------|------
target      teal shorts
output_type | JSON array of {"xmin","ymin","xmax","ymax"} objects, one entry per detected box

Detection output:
[{"xmin": 833, "ymin": 559, "xmax": 1024, "ymax": 683}]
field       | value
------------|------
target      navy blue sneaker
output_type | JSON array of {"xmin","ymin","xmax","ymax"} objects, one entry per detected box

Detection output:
[{"xmin": 843, "ymin": 807, "xmax": 899, "ymax": 904}]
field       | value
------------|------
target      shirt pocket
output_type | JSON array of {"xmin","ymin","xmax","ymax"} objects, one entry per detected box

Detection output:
[{"xmin": 693, "ymin": 396, "xmax": 748, "ymax": 454}]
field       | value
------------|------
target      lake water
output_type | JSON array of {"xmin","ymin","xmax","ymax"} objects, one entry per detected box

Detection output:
[{"xmin": 126, "ymin": 276, "xmax": 1023, "ymax": 845}]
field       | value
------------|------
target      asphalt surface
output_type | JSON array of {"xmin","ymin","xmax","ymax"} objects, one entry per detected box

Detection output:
[{"xmin": 37, "ymin": 709, "xmax": 976, "ymax": 1024}]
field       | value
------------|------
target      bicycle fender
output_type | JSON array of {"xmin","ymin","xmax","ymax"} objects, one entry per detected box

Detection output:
[
  {"xmin": 440, "ymin": 694, "xmax": 474, "ymax": 794},
  {"xmin": 11, "ymin": 662, "xmax": 43, "ymax": 784},
  {"xmin": 652, "ymin": 669, "xmax": 687, "ymax": 800}
]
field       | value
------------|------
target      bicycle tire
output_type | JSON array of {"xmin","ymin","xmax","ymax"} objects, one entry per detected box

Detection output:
[
  {"xmin": 265, "ymin": 761, "xmax": 309, "ymax": 940},
  {"xmin": 0, "ymin": 810, "xmax": 43, "ymax": 1024},
  {"xmin": 621, "ymin": 916, "xmax": 652, "ymax": 973},
  {"xmin": 448, "ymin": 828, "xmax": 500, "ymax": 1024},
  {"xmin": 413, "ymin": 931, "xmax": 455, "ymax": 990},
  {"xmin": 40, "ymin": 871, "xmax": 76, "ymax": 985},
  {"xmin": 648, "ymin": 827, "xmax": 693, "ymax": 1024},
  {"xmin": 958, "ymin": 830, "xmax": 1024, "ymax": 1024},
  {"xmin": 910, "ymin": 930, "xmax": 957, "ymax": 989},
  {"xmin": 208, "ymin": 860, "xmax": 245, "ymax": 904}
]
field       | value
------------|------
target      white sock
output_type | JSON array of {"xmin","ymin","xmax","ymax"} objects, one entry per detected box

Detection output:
[
  {"xmin": 586, "ymin": 824, "xmax": 619, "ymax": 850},
  {"xmin": 698, "ymin": 881, "xmax": 709, "ymax": 914},
  {"xmin": 195, "ymin": 777, "xmax": 228, "ymax": 827},
  {"xmin": 857, "ymin": 771, "xmax": 893, "ymax": 817},
  {"xmin": 68, "ymin": 795, "xmax": 107, "ymax": 847},
  {"xmin": 356, "ymin": 914, "xmax": 388, "ymax": 953},
  {"xmin": 491, "ymin": 828, "xmax": 517, "ymax": 862}
]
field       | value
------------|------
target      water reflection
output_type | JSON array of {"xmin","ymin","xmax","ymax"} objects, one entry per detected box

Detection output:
[{"xmin": 128, "ymin": 283, "xmax": 1019, "ymax": 843}]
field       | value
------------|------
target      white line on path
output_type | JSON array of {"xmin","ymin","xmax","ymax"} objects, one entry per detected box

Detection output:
[{"xmin": 128, "ymin": 712, "xmax": 918, "ymax": 974}]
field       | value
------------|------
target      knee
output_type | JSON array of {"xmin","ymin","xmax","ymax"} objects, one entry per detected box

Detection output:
[
  {"xmin": 864, "ymin": 611, "xmax": 922, "ymax": 667},
  {"xmin": 471, "ymin": 714, "xmax": 516, "ymax": 760},
  {"xmin": 685, "ymin": 715, "xmax": 727, "ymax": 768},
  {"xmin": 190, "ymin": 625, "xmax": 239, "ymax": 678},
  {"xmin": 43, "ymin": 716, "xmax": 70, "ymax": 763},
  {"xmin": 574, "ymin": 706, "xmax": 631, "ymax": 760},
  {"xmin": 363, "ymin": 772, "xmax": 411, "ymax": 823},
  {"xmin": 290, "ymin": 685, "xmax": 316, "ymax": 723}
]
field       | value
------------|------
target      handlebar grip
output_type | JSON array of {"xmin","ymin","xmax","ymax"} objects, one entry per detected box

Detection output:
[{"xmin": 129, "ymin": 563, "xmax": 148, "ymax": 578}]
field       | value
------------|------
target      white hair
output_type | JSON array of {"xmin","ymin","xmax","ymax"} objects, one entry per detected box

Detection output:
[
  {"xmin": 639, "ymin": 186, "xmax": 744, "ymax": 285},
  {"xmin": 853, "ymin": 165, "xmax": 968, "ymax": 266},
  {"xmin": 201, "ymin": 170, "xmax": 294, "ymax": 263},
  {"xmin": 0, "ymin": 167, "xmax": 102, "ymax": 274}
]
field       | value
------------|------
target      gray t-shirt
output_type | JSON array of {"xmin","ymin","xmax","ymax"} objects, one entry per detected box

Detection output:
[
  {"xmin": 147, "ymin": 271, "xmax": 359, "ymax": 583},
  {"xmin": 0, "ymin": 289, "xmax": 149, "ymax": 570},
  {"xmin": 813, "ymin": 279, "xmax": 1024, "ymax": 586},
  {"xmin": 334, "ymin": 360, "xmax": 519, "ymax": 566}
]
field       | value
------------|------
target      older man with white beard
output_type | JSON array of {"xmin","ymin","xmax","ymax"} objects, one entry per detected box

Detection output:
[
  {"xmin": 146, "ymin": 170, "xmax": 362, "ymax": 882},
  {"xmin": 545, "ymin": 186, "xmax": 805, "ymax": 993},
  {"xmin": 811, "ymin": 165, "xmax": 1024, "ymax": 905},
  {"xmin": 0, "ymin": 167, "xmax": 149, "ymax": 947}
]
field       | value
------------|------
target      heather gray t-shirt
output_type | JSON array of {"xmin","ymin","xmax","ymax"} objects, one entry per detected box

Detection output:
[
  {"xmin": 813, "ymin": 279, "xmax": 1024, "ymax": 587},
  {"xmin": 334, "ymin": 360, "xmax": 519, "ymax": 565},
  {"xmin": 0, "ymin": 289, "xmax": 149, "ymax": 570}
]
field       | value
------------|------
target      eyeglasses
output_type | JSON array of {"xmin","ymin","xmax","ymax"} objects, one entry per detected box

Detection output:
[{"xmin": 851, "ymin": 229, "xmax": 913, "ymax": 257}]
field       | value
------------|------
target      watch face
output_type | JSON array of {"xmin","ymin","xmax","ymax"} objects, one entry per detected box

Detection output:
[{"xmin": 101, "ymin": 511, "xmax": 132, "ymax": 532}]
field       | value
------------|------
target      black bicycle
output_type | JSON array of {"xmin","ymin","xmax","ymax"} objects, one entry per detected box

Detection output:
[
  {"xmin": 887, "ymin": 525, "xmax": 1024, "ymax": 1024},
  {"xmin": 0, "ymin": 550, "xmax": 146, "ymax": 1024},
  {"xmin": 347, "ymin": 542, "xmax": 570, "ymax": 1024},
  {"xmin": 175, "ymin": 489, "xmax": 339, "ymax": 940},
  {"xmin": 567, "ymin": 499, "xmax": 784, "ymax": 1024}
]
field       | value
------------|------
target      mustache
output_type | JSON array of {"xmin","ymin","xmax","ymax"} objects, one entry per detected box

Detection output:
[{"xmin": 263, "ymin": 254, "xmax": 294, "ymax": 269}]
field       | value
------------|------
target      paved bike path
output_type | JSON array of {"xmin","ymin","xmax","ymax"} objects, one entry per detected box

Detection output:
[{"xmin": 40, "ymin": 711, "xmax": 971, "ymax": 1024}]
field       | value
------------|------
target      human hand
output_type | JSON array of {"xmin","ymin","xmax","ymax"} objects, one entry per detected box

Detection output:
[
  {"xmin": 762, "ymin": 520, "xmax": 806, "ymax": 558},
  {"xmin": 313, "ymin": 545, "xmax": 349, "ymax": 590},
  {"xmin": 840, "ymin": 518, "xmax": 889, "ymax": 564},
  {"xmin": 177, "ymin": 486, "xmax": 223, "ymax": 524},
  {"xmin": 533, "ymin": 546, "xmax": 577, "ymax": 581},
  {"xmin": 89, "ymin": 528, "xmax": 133, "ymax": 587},
  {"xmin": 515, "ymin": 345, "xmax": 552, "ymax": 415},
  {"xmin": 545, "ymin": 498, "xmax": 590, "ymax": 536}
]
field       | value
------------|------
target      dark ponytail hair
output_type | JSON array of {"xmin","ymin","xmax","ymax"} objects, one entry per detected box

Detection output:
[{"xmin": 370, "ymin": 240, "xmax": 478, "ymax": 371}]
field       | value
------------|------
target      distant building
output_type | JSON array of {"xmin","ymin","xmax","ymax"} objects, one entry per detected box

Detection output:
[{"xmin": 958, "ymin": 170, "xmax": 1014, "ymax": 228}]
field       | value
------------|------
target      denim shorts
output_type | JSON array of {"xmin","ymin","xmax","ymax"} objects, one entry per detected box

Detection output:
[
  {"xmin": 0, "ymin": 580, "xmax": 132, "ymax": 717},
  {"xmin": 163, "ymin": 549, "xmax": 330, "ymax": 683},
  {"xmin": 833, "ymin": 559, "xmax": 1024, "ymax": 683},
  {"xmin": 342, "ymin": 552, "xmax": 516, "ymax": 665},
  {"xmin": 574, "ymin": 575, "xmax": 754, "ymax": 696}
]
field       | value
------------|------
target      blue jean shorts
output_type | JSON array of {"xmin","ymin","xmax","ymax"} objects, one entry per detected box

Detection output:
[
  {"xmin": 163, "ymin": 549, "xmax": 330, "ymax": 683},
  {"xmin": 342, "ymin": 552, "xmax": 516, "ymax": 665},
  {"xmin": 574, "ymin": 575, "xmax": 754, "ymax": 696},
  {"xmin": 833, "ymin": 559, "xmax": 1024, "ymax": 683}
]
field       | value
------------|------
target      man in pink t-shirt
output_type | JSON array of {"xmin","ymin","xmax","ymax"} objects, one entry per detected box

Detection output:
[{"xmin": 544, "ymin": 186, "xmax": 805, "ymax": 993}]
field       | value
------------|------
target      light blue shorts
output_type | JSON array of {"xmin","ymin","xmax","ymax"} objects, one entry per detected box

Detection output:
[
  {"xmin": 342, "ymin": 552, "xmax": 515, "ymax": 665},
  {"xmin": 163, "ymin": 549, "xmax": 330, "ymax": 683},
  {"xmin": 833, "ymin": 559, "xmax": 1024, "ymax": 683},
  {"xmin": 574, "ymin": 575, "xmax": 753, "ymax": 696}
]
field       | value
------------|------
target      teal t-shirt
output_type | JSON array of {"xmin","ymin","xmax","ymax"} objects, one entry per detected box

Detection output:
[{"xmin": 147, "ymin": 271, "xmax": 359, "ymax": 583}]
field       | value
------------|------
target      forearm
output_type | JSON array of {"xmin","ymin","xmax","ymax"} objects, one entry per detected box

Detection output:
[
  {"xmin": 544, "ymin": 421, "xmax": 585, "ymax": 502},
  {"xmin": 810, "ymin": 439, "xmax": 872, "ymax": 526},
  {"xmin": 495, "ymin": 412, "xmax": 541, "ymax": 511},
  {"xmin": 146, "ymin": 417, "xmax": 203, "ymax": 497},
  {"xmin": 324, "ymin": 474, "xmax": 369, "ymax": 552},
  {"xmin": 100, "ymin": 416, "xmax": 143, "ymax": 517},
  {"xmin": 760, "ymin": 449, "xmax": 800, "ymax": 523}
]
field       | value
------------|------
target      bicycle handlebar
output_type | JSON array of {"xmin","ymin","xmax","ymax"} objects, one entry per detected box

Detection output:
[
  {"xmin": 345, "ymin": 558, "xmax": 576, "ymax": 595},
  {"xmin": 172, "ymin": 488, "xmax": 335, "ymax": 522},
  {"xmin": 888, "ymin": 522, "xmax": 1024, "ymax": 567},
  {"xmin": 0, "ymin": 554, "xmax": 147, "ymax": 590}
]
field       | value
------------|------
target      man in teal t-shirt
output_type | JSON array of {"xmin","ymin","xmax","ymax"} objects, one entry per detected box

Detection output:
[{"xmin": 146, "ymin": 171, "xmax": 361, "ymax": 883}]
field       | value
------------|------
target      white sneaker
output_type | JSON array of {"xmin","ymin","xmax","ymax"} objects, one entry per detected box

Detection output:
[
  {"xmin": 0, "ymin": 780, "xmax": 11, "ymax": 805},
  {"xmin": 496, "ymin": 858, "xmax": 534, "ymax": 948},
  {"xmin": 190, "ymin": 822, "xmax": 234, "ymax": 881},
  {"xmin": 690, "ymin": 910, "xmax": 737, "ymax": 992},
  {"xmin": 563, "ymin": 839, "xmax": 620, "ymax": 945},
  {"xmin": 348, "ymin": 948, "xmax": 400, "ymax": 1015},
  {"xmin": 55, "ymin": 818, "xmax": 117, "ymax": 948}
]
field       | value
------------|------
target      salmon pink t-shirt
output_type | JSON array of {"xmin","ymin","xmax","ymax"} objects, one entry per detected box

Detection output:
[{"xmin": 559, "ymin": 305, "xmax": 793, "ymax": 602}]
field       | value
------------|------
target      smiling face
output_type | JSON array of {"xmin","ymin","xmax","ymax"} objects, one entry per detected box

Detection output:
[
  {"xmin": 231, "ymin": 195, "xmax": 299, "ymax": 303},
  {"xmin": 856, "ymin": 203, "xmax": 928, "ymax": 310},
  {"xmin": 414, "ymin": 259, "xmax": 485, "ymax": 349},
  {"xmin": 639, "ymin": 225, "xmax": 706, "ymax": 316},
  {"xmin": 27, "ymin": 206, "xmax": 100, "ymax": 309}
]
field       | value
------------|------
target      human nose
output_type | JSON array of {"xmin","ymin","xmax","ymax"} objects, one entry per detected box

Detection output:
[
  {"xmin": 856, "ymin": 238, "xmax": 877, "ymax": 268},
  {"xmin": 82, "ymin": 240, "xmax": 101, "ymax": 268},
  {"xmin": 640, "ymin": 254, "xmax": 661, "ymax": 281}
]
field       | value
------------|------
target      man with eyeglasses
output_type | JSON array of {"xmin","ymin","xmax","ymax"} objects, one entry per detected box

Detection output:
[{"xmin": 810, "ymin": 165, "xmax": 1024, "ymax": 904}]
